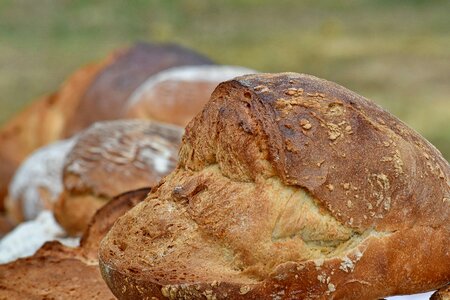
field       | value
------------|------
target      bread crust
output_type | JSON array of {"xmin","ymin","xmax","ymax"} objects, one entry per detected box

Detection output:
[
  {"xmin": 0, "ymin": 188, "xmax": 149, "ymax": 299},
  {"xmin": 99, "ymin": 73, "xmax": 450, "ymax": 299},
  {"xmin": 54, "ymin": 120, "xmax": 182, "ymax": 235}
]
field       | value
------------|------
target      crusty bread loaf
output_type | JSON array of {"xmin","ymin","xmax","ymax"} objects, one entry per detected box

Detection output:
[
  {"xmin": 63, "ymin": 42, "xmax": 214, "ymax": 136},
  {"xmin": 432, "ymin": 285, "xmax": 450, "ymax": 300},
  {"xmin": 125, "ymin": 65, "xmax": 257, "ymax": 126},
  {"xmin": 5, "ymin": 138, "xmax": 76, "ymax": 223},
  {"xmin": 54, "ymin": 120, "xmax": 183, "ymax": 235},
  {"xmin": 0, "ymin": 55, "xmax": 115, "ymax": 210},
  {"xmin": 0, "ymin": 188, "xmax": 149, "ymax": 300},
  {"xmin": 99, "ymin": 73, "xmax": 450, "ymax": 299}
]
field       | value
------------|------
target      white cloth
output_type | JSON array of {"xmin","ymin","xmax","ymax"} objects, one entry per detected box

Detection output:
[{"xmin": 0, "ymin": 210, "xmax": 79, "ymax": 264}]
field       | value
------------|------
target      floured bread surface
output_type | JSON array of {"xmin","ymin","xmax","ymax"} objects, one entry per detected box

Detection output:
[
  {"xmin": 100, "ymin": 73, "xmax": 450, "ymax": 299},
  {"xmin": 0, "ymin": 188, "xmax": 149, "ymax": 299},
  {"xmin": 125, "ymin": 65, "xmax": 257, "ymax": 126},
  {"xmin": 6, "ymin": 138, "xmax": 76, "ymax": 223},
  {"xmin": 54, "ymin": 120, "xmax": 182, "ymax": 235}
]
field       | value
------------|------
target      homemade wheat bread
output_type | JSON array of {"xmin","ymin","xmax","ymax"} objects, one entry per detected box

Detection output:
[
  {"xmin": 125, "ymin": 65, "xmax": 257, "ymax": 126},
  {"xmin": 0, "ymin": 188, "xmax": 149, "ymax": 300},
  {"xmin": 54, "ymin": 120, "xmax": 183, "ymax": 235},
  {"xmin": 99, "ymin": 73, "xmax": 450, "ymax": 299},
  {"xmin": 63, "ymin": 42, "xmax": 214, "ymax": 136}
]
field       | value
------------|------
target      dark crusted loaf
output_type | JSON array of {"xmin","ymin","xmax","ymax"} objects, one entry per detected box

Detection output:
[{"xmin": 99, "ymin": 73, "xmax": 450, "ymax": 299}]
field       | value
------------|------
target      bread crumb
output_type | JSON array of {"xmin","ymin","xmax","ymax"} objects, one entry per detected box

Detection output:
[
  {"xmin": 285, "ymin": 87, "xmax": 303, "ymax": 96},
  {"xmin": 343, "ymin": 183, "xmax": 350, "ymax": 190},
  {"xmin": 299, "ymin": 119, "xmax": 312, "ymax": 130},
  {"xmin": 314, "ymin": 259, "xmax": 324, "ymax": 269},
  {"xmin": 346, "ymin": 200, "xmax": 352, "ymax": 208},
  {"xmin": 328, "ymin": 283, "xmax": 336, "ymax": 292},
  {"xmin": 326, "ymin": 123, "xmax": 341, "ymax": 141},
  {"xmin": 339, "ymin": 256, "xmax": 354, "ymax": 272},
  {"xmin": 239, "ymin": 285, "xmax": 251, "ymax": 295},
  {"xmin": 326, "ymin": 184, "xmax": 334, "ymax": 191},
  {"xmin": 253, "ymin": 85, "xmax": 269, "ymax": 92}
]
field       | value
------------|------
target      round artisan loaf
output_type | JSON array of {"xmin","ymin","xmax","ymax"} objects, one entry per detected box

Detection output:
[
  {"xmin": 63, "ymin": 42, "xmax": 214, "ymax": 136},
  {"xmin": 54, "ymin": 120, "xmax": 183, "ymax": 236},
  {"xmin": 0, "ymin": 188, "xmax": 149, "ymax": 299},
  {"xmin": 99, "ymin": 73, "xmax": 450, "ymax": 299},
  {"xmin": 5, "ymin": 138, "xmax": 76, "ymax": 223},
  {"xmin": 125, "ymin": 65, "xmax": 257, "ymax": 126}
]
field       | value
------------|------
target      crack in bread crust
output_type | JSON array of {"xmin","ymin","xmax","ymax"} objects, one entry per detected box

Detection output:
[{"xmin": 102, "ymin": 164, "xmax": 393, "ymax": 284}]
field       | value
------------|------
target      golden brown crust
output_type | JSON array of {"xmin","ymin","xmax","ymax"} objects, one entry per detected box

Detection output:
[
  {"xmin": 54, "ymin": 120, "xmax": 182, "ymax": 235},
  {"xmin": 80, "ymin": 188, "xmax": 150, "ymax": 259},
  {"xmin": 432, "ymin": 285, "xmax": 450, "ymax": 300},
  {"xmin": 63, "ymin": 42, "xmax": 214, "ymax": 136},
  {"xmin": 0, "ymin": 188, "xmax": 148, "ymax": 299},
  {"xmin": 100, "ymin": 73, "xmax": 450, "ymax": 299}
]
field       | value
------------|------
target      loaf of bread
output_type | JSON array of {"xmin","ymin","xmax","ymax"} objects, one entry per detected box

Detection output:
[
  {"xmin": 0, "ymin": 54, "xmax": 115, "ymax": 210},
  {"xmin": 54, "ymin": 120, "xmax": 183, "ymax": 235},
  {"xmin": 125, "ymin": 65, "xmax": 257, "ymax": 126},
  {"xmin": 432, "ymin": 285, "xmax": 450, "ymax": 300},
  {"xmin": 0, "ymin": 188, "xmax": 149, "ymax": 299},
  {"xmin": 5, "ymin": 138, "xmax": 76, "ymax": 223},
  {"xmin": 99, "ymin": 73, "xmax": 450, "ymax": 299},
  {"xmin": 63, "ymin": 42, "xmax": 214, "ymax": 136}
]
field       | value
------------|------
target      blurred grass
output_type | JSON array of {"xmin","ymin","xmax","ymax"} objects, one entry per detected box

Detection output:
[{"xmin": 0, "ymin": 0, "xmax": 449, "ymax": 159}]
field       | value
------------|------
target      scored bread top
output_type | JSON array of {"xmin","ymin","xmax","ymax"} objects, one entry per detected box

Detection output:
[
  {"xmin": 180, "ymin": 72, "xmax": 449, "ymax": 231},
  {"xmin": 63, "ymin": 119, "xmax": 182, "ymax": 199},
  {"xmin": 54, "ymin": 120, "xmax": 182, "ymax": 235},
  {"xmin": 99, "ymin": 73, "xmax": 450, "ymax": 299}
]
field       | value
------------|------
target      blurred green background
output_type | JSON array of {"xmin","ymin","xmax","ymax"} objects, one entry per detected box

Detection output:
[{"xmin": 0, "ymin": 0, "xmax": 449, "ymax": 159}]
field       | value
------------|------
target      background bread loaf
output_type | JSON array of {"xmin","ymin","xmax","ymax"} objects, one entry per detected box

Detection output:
[
  {"xmin": 99, "ymin": 73, "xmax": 449, "ymax": 299},
  {"xmin": 54, "ymin": 119, "xmax": 183, "ymax": 235},
  {"xmin": 125, "ymin": 65, "xmax": 257, "ymax": 126},
  {"xmin": 63, "ymin": 42, "xmax": 214, "ymax": 136},
  {"xmin": 0, "ymin": 188, "xmax": 149, "ymax": 299}
]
